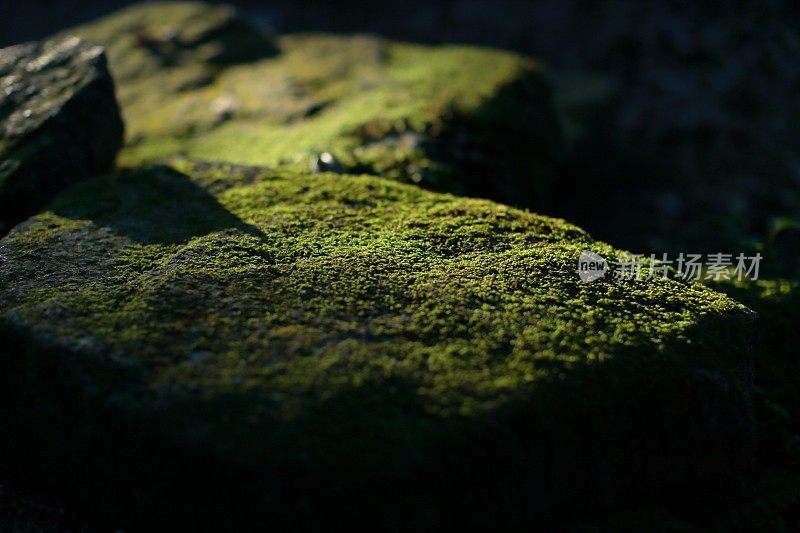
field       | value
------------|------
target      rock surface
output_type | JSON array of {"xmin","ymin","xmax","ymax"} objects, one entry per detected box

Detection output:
[
  {"xmin": 0, "ymin": 159, "xmax": 756, "ymax": 528},
  {"xmin": 62, "ymin": 1, "xmax": 560, "ymax": 207},
  {"xmin": 0, "ymin": 36, "xmax": 123, "ymax": 235}
]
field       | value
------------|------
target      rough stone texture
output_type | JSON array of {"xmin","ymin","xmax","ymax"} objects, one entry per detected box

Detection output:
[
  {"xmin": 0, "ymin": 159, "xmax": 756, "ymax": 529},
  {"xmin": 0, "ymin": 36, "xmax": 124, "ymax": 235},
  {"xmin": 61, "ymin": 1, "xmax": 560, "ymax": 208}
]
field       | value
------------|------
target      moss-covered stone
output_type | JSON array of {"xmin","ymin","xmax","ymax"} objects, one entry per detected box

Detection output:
[
  {"xmin": 61, "ymin": 1, "xmax": 560, "ymax": 207},
  {"xmin": 0, "ymin": 159, "xmax": 755, "ymax": 528},
  {"xmin": 0, "ymin": 36, "xmax": 123, "ymax": 236}
]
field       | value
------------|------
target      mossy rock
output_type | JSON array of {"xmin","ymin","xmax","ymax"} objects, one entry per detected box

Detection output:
[
  {"xmin": 0, "ymin": 37, "xmax": 123, "ymax": 236},
  {"xmin": 0, "ymin": 160, "xmax": 755, "ymax": 528},
  {"xmin": 61, "ymin": 1, "xmax": 560, "ymax": 207}
]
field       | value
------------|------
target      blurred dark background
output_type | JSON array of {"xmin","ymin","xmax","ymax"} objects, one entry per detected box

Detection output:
[{"xmin": 2, "ymin": 0, "xmax": 800, "ymax": 270}]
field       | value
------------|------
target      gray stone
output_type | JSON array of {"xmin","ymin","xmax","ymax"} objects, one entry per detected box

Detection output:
[{"xmin": 0, "ymin": 36, "xmax": 123, "ymax": 235}]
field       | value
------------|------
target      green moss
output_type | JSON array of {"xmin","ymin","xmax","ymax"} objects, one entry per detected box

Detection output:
[
  {"xmin": 62, "ymin": 2, "xmax": 560, "ymax": 206},
  {"xmin": 0, "ymin": 159, "xmax": 755, "ymax": 526}
]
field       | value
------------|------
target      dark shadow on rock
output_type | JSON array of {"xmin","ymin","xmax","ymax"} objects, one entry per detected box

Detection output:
[
  {"xmin": 49, "ymin": 164, "xmax": 265, "ymax": 244},
  {"xmin": 441, "ymin": 69, "xmax": 563, "ymax": 210},
  {"xmin": 347, "ymin": 70, "xmax": 562, "ymax": 211},
  {"xmin": 0, "ymin": 294, "xmax": 756, "ymax": 530},
  {"xmin": 133, "ymin": 8, "xmax": 280, "ymax": 69}
]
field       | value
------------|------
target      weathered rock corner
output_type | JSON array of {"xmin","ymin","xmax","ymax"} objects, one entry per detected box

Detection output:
[{"xmin": 0, "ymin": 36, "xmax": 123, "ymax": 235}]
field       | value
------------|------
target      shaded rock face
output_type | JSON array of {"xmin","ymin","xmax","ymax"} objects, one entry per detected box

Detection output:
[
  {"xmin": 0, "ymin": 36, "xmax": 123, "ymax": 236},
  {"xmin": 62, "ymin": 2, "xmax": 560, "ymax": 209},
  {"xmin": 0, "ymin": 159, "xmax": 756, "ymax": 529}
]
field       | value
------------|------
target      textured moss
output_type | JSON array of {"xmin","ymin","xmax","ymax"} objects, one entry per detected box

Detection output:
[
  {"xmin": 0, "ymin": 159, "xmax": 755, "ymax": 527},
  {"xmin": 61, "ymin": 2, "xmax": 560, "ymax": 206}
]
